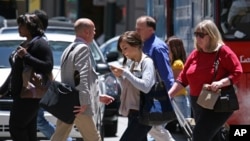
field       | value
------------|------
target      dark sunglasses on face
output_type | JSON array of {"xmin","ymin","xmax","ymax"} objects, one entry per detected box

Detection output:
[{"xmin": 194, "ymin": 32, "xmax": 208, "ymax": 38}]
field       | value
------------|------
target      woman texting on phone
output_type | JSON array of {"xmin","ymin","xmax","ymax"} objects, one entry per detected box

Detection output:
[{"xmin": 110, "ymin": 31, "xmax": 155, "ymax": 141}]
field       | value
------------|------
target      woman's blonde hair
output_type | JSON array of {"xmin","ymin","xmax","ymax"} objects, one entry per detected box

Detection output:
[{"xmin": 194, "ymin": 19, "xmax": 224, "ymax": 51}]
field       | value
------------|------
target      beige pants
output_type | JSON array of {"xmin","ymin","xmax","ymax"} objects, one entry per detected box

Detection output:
[{"xmin": 51, "ymin": 114, "xmax": 101, "ymax": 141}]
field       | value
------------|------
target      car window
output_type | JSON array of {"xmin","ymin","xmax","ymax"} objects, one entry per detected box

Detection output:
[
  {"xmin": 89, "ymin": 42, "xmax": 106, "ymax": 64},
  {"xmin": 101, "ymin": 38, "xmax": 124, "ymax": 64},
  {"xmin": 0, "ymin": 39, "xmax": 105, "ymax": 68},
  {"xmin": 0, "ymin": 40, "xmax": 19, "ymax": 67},
  {"xmin": 0, "ymin": 28, "xmax": 16, "ymax": 34},
  {"xmin": 108, "ymin": 41, "xmax": 118, "ymax": 52},
  {"xmin": 101, "ymin": 41, "xmax": 118, "ymax": 55},
  {"xmin": 49, "ymin": 41, "xmax": 71, "ymax": 66},
  {"xmin": 0, "ymin": 27, "xmax": 74, "ymax": 35},
  {"xmin": 46, "ymin": 28, "xmax": 74, "ymax": 35},
  {"xmin": 0, "ymin": 40, "xmax": 71, "ymax": 68}
]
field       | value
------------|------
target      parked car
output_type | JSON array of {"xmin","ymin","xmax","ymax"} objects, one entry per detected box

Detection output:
[
  {"xmin": 100, "ymin": 36, "xmax": 121, "ymax": 65},
  {"xmin": 0, "ymin": 32, "xmax": 119, "ymax": 140},
  {"xmin": 0, "ymin": 26, "xmax": 74, "ymax": 35}
]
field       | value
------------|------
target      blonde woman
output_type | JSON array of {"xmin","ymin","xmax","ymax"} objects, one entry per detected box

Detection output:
[{"xmin": 168, "ymin": 20, "xmax": 242, "ymax": 141}]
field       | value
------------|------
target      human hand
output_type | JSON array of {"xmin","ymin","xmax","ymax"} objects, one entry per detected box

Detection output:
[
  {"xmin": 16, "ymin": 46, "xmax": 28, "ymax": 58},
  {"xmin": 99, "ymin": 94, "xmax": 114, "ymax": 105},
  {"xmin": 168, "ymin": 93, "xmax": 174, "ymax": 99},
  {"xmin": 204, "ymin": 83, "xmax": 221, "ymax": 93},
  {"xmin": 73, "ymin": 105, "xmax": 87, "ymax": 116},
  {"xmin": 110, "ymin": 65, "xmax": 124, "ymax": 77}
]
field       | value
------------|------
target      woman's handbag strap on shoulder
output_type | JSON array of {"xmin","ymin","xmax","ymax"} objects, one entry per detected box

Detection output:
[{"xmin": 212, "ymin": 46, "xmax": 222, "ymax": 82}]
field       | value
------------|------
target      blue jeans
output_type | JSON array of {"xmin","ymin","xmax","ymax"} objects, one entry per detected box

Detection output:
[
  {"xmin": 173, "ymin": 95, "xmax": 191, "ymax": 118},
  {"xmin": 37, "ymin": 108, "xmax": 72, "ymax": 141}
]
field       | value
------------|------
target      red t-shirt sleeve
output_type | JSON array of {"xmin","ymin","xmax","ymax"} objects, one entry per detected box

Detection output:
[{"xmin": 219, "ymin": 45, "xmax": 243, "ymax": 83}]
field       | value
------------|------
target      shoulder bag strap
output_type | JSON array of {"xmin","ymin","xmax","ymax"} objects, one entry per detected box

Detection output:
[
  {"xmin": 212, "ymin": 46, "xmax": 222, "ymax": 81},
  {"xmin": 61, "ymin": 42, "xmax": 80, "ymax": 66},
  {"xmin": 142, "ymin": 55, "xmax": 162, "ymax": 82},
  {"xmin": 53, "ymin": 42, "xmax": 79, "ymax": 80}
]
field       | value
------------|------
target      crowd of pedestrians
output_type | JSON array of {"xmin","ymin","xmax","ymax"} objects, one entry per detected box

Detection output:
[{"xmin": 0, "ymin": 8, "xmax": 242, "ymax": 141}]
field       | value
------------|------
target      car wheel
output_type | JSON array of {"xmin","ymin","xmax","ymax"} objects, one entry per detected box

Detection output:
[{"xmin": 104, "ymin": 119, "xmax": 118, "ymax": 137}]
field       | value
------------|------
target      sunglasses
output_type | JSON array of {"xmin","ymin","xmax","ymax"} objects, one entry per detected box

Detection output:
[{"xmin": 194, "ymin": 32, "xmax": 208, "ymax": 38}]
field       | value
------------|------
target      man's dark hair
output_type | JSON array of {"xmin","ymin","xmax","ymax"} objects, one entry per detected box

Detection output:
[
  {"xmin": 32, "ymin": 9, "xmax": 48, "ymax": 30},
  {"xmin": 145, "ymin": 17, "xmax": 156, "ymax": 30}
]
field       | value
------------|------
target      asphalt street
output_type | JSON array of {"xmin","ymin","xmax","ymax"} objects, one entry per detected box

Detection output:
[
  {"xmin": 4, "ymin": 116, "xmax": 188, "ymax": 141},
  {"xmin": 104, "ymin": 116, "xmax": 189, "ymax": 141}
]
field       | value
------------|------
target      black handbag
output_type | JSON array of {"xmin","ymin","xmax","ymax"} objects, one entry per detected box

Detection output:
[
  {"xmin": 214, "ymin": 85, "xmax": 239, "ymax": 112},
  {"xmin": 212, "ymin": 47, "xmax": 239, "ymax": 112},
  {"xmin": 39, "ymin": 81, "xmax": 80, "ymax": 124},
  {"xmin": 139, "ymin": 70, "xmax": 176, "ymax": 126}
]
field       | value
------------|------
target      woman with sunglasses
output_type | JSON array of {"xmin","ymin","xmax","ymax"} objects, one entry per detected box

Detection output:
[{"xmin": 168, "ymin": 19, "xmax": 242, "ymax": 141}]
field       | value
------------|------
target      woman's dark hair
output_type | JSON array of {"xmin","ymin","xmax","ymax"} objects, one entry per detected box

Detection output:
[
  {"xmin": 117, "ymin": 31, "xmax": 142, "ymax": 66},
  {"xmin": 166, "ymin": 36, "xmax": 186, "ymax": 64},
  {"xmin": 17, "ymin": 14, "xmax": 44, "ymax": 37},
  {"xmin": 32, "ymin": 9, "xmax": 48, "ymax": 30}
]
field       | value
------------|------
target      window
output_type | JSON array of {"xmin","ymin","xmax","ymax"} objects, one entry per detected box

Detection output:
[{"xmin": 219, "ymin": 0, "xmax": 250, "ymax": 40}]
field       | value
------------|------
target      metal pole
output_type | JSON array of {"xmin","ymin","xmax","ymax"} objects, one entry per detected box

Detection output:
[
  {"xmin": 104, "ymin": 0, "xmax": 116, "ymax": 41},
  {"xmin": 146, "ymin": 0, "xmax": 166, "ymax": 40},
  {"xmin": 59, "ymin": 0, "xmax": 65, "ymax": 16},
  {"xmin": 146, "ymin": 0, "xmax": 153, "ymax": 16}
]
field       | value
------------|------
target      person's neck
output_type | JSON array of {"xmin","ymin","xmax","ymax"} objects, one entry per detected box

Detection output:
[
  {"xmin": 26, "ymin": 35, "xmax": 33, "ymax": 42},
  {"xmin": 133, "ymin": 52, "xmax": 143, "ymax": 62},
  {"xmin": 202, "ymin": 44, "xmax": 222, "ymax": 52},
  {"xmin": 75, "ymin": 37, "xmax": 89, "ymax": 45}
]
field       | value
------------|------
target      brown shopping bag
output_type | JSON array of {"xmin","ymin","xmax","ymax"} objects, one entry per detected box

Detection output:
[{"xmin": 197, "ymin": 84, "xmax": 220, "ymax": 110}]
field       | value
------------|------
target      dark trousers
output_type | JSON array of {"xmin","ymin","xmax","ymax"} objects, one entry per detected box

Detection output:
[
  {"xmin": 9, "ymin": 98, "xmax": 40, "ymax": 141},
  {"xmin": 190, "ymin": 96, "xmax": 233, "ymax": 141},
  {"xmin": 120, "ymin": 109, "xmax": 152, "ymax": 141}
]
